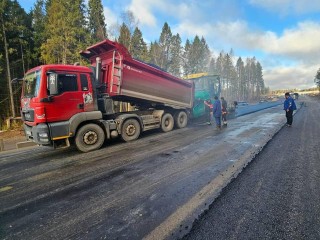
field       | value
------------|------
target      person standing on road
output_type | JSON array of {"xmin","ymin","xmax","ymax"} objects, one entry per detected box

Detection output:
[
  {"xmin": 213, "ymin": 96, "xmax": 222, "ymax": 129},
  {"xmin": 283, "ymin": 92, "xmax": 297, "ymax": 127},
  {"xmin": 221, "ymin": 97, "xmax": 228, "ymax": 126}
]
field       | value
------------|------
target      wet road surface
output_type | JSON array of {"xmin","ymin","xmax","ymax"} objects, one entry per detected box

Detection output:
[
  {"xmin": 0, "ymin": 101, "xmax": 290, "ymax": 240},
  {"xmin": 182, "ymin": 96, "xmax": 320, "ymax": 240}
]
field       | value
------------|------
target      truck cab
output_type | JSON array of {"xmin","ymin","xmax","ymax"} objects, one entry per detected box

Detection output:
[{"xmin": 21, "ymin": 65, "xmax": 103, "ymax": 148}]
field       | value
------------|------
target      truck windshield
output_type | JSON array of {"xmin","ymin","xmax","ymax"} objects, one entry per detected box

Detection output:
[{"xmin": 23, "ymin": 70, "xmax": 41, "ymax": 98}]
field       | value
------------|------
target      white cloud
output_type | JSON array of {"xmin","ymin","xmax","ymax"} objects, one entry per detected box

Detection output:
[
  {"xmin": 104, "ymin": 7, "xmax": 118, "ymax": 27},
  {"xmin": 127, "ymin": 0, "xmax": 159, "ymax": 27},
  {"xmin": 264, "ymin": 64, "xmax": 318, "ymax": 89},
  {"xmin": 173, "ymin": 20, "xmax": 212, "ymax": 39},
  {"xmin": 173, "ymin": 19, "xmax": 320, "ymax": 89},
  {"xmin": 174, "ymin": 19, "xmax": 320, "ymax": 64},
  {"xmin": 104, "ymin": 6, "xmax": 121, "ymax": 40},
  {"xmin": 249, "ymin": 0, "xmax": 320, "ymax": 15},
  {"xmin": 126, "ymin": 0, "xmax": 236, "ymax": 30},
  {"xmin": 266, "ymin": 22, "xmax": 320, "ymax": 63}
]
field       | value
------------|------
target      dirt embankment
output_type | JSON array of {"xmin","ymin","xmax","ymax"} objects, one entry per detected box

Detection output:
[
  {"xmin": 0, "ymin": 129, "xmax": 26, "ymax": 151},
  {"xmin": 0, "ymin": 129, "xmax": 24, "ymax": 138}
]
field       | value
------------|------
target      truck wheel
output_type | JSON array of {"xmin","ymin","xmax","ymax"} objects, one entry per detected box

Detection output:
[
  {"xmin": 175, "ymin": 111, "xmax": 188, "ymax": 128},
  {"xmin": 121, "ymin": 119, "xmax": 141, "ymax": 142},
  {"xmin": 75, "ymin": 124, "xmax": 105, "ymax": 152},
  {"xmin": 161, "ymin": 113, "xmax": 174, "ymax": 132}
]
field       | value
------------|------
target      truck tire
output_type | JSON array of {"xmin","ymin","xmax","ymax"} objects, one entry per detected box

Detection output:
[
  {"xmin": 121, "ymin": 119, "xmax": 141, "ymax": 142},
  {"xmin": 174, "ymin": 111, "xmax": 188, "ymax": 129},
  {"xmin": 75, "ymin": 123, "xmax": 105, "ymax": 152},
  {"xmin": 161, "ymin": 113, "xmax": 174, "ymax": 132}
]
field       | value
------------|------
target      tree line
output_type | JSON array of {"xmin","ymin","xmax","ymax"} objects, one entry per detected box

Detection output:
[
  {"xmin": 315, "ymin": 68, "xmax": 320, "ymax": 89},
  {"xmin": 0, "ymin": 0, "xmax": 268, "ymax": 127}
]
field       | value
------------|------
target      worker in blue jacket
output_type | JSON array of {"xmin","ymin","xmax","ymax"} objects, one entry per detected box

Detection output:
[
  {"xmin": 213, "ymin": 96, "xmax": 222, "ymax": 129},
  {"xmin": 283, "ymin": 92, "xmax": 297, "ymax": 127}
]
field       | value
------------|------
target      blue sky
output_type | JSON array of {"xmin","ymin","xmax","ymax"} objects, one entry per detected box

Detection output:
[{"xmin": 19, "ymin": 0, "xmax": 320, "ymax": 90}]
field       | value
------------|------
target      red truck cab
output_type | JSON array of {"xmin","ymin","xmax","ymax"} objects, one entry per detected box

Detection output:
[{"xmin": 21, "ymin": 64, "xmax": 103, "ymax": 148}]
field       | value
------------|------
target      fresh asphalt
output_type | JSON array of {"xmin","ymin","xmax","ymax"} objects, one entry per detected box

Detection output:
[{"xmin": 182, "ymin": 96, "xmax": 320, "ymax": 240}]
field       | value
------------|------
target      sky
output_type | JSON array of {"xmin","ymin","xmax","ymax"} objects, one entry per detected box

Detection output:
[{"xmin": 19, "ymin": 0, "xmax": 320, "ymax": 90}]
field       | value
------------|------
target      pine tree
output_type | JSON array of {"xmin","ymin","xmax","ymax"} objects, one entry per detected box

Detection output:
[
  {"xmin": 199, "ymin": 36, "xmax": 211, "ymax": 71},
  {"xmin": 186, "ymin": 36, "xmax": 211, "ymax": 74},
  {"xmin": 118, "ymin": 23, "xmax": 131, "ymax": 51},
  {"xmin": 244, "ymin": 57, "xmax": 257, "ymax": 101},
  {"xmin": 222, "ymin": 53, "xmax": 235, "ymax": 98},
  {"xmin": 182, "ymin": 39, "xmax": 192, "ymax": 76},
  {"xmin": 216, "ymin": 52, "xmax": 224, "ymax": 78},
  {"xmin": 32, "ymin": 0, "xmax": 46, "ymax": 65},
  {"xmin": 250, "ymin": 57, "xmax": 257, "ymax": 100},
  {"xmin": 158, "ymin": 22, "xmax": 172, "ymax": 70},
  {"xmin": 131, "ymin": 27, "xmax": 148, "ymax": 62},
  {"xmin": 256, "ymin": 61, "xmax": 264, "ymax": 98},
  {"xmin": 190, "ymin": 36, "xmax": 202, "ymax": 73},
  {"xmin": 168, "ymin": 33, "xmax": 182, "ymax": 77},
  {"xmin": 88, "ymin": 0, "xmax": 107, "ymax": 43},
  {"xmin": 236, "ymin": 57, "xmax": 246, "ymax": 100},
  {"xmin": 149, "ymin": 41, "xmax": 162, "ymax": 68},
  {"xmin": 41, "ymin": 0, "xmax": 89, "ymax": 64},
  {"xmin": 208, "ymin": 57, "xmax": 216, "ymax": 74}
]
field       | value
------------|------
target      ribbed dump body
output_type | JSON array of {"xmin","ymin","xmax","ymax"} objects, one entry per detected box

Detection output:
[{"xmin": 80, "ymin": 39, "xmax": 193, "ymax": 109}]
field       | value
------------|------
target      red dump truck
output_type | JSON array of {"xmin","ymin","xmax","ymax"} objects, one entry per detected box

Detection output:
[{"xmin": 21, "ymin": 39, "xmax": 194, "ymax": 152}]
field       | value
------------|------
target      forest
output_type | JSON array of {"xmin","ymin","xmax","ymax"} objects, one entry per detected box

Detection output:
[{"xmin": 0, "ymin": 0, "xmax": 268, "ymax": 129}]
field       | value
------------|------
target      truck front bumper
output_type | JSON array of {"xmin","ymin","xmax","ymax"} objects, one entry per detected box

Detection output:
[{"xmin": 24, "ymin": 123, "xmax": 51, "ymax": 145}]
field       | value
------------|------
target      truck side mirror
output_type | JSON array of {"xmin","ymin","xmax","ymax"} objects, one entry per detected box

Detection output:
[{"xmin": 47, "ymin": 73, "xmax": 59, "ymax": 95}]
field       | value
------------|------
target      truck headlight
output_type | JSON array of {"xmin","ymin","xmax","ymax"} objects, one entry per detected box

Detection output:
[{"xmin": 38, "ymin": 133, "xmax": 48, "ymax": 138}]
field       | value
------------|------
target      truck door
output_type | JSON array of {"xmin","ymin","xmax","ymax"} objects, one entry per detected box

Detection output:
[
  {"xmin": 45, "ymin": 72, "xmax": 84, "ymax": 122},
  {"xmin": 80, "ymin": 73, "xmax": 95, "ymax": 112}
]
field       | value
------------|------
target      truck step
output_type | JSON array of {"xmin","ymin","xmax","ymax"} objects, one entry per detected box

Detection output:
[
  {"xmin": 143, "ymin": 124, "xmax": 161, "ymax": 131},
  {"xmin": 143, "ymin": 119, "xmax": 161, "ymax": 125},
  {"xmin": 142, "ymin": 115, "xmax": 161, "ymax": 126}
]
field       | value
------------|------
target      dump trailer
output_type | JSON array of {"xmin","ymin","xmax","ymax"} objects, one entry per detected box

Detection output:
[{"xmin": 21, "ymin": 39, "xmax": 193, "ymax": 152}]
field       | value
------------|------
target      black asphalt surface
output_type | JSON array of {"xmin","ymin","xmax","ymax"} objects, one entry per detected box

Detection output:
[
  {"xmin": 182, "ymin": 96, "xmax": 320, "ymax": 240},
  {"xmin": 0, "ymin": 102, "xmax": 285, "ymax": 240}
]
